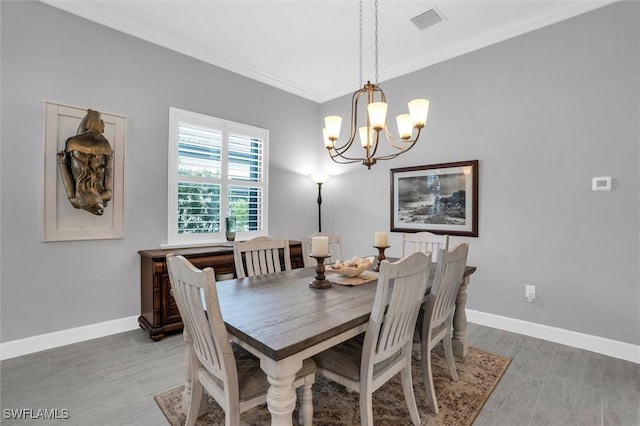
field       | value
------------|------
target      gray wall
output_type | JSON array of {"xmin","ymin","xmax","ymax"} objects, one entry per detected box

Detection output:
[
  {"xmin": 320, "ymin": 1, "xmax": 639, "ymax": 345},
  {"xmin": 1, "ymin": 1, "xmax": 638, "ymax": 346},
  {"xmin": 0, "ymin": 1, "xmax": 322, "ymax": 342}
]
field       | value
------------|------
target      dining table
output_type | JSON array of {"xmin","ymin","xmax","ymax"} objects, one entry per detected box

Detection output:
[{"xmin": 181, "ymin": 263, "xmax": 476, "ymax": 425}]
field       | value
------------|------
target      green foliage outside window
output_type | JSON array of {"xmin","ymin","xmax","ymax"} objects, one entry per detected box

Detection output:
[
  {"xmin": 177, "ymin": 183, "xmax": 220, "ymax": 233},
  {"xmin": 178, "ymin": 184, "xmax": 257, "ymax": 234},
  {"xmin": 230, "ymin": 199, "xmax": 249, "ymax": 231}
]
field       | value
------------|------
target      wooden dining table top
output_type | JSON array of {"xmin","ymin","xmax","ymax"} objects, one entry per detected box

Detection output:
[{"xmin": 215, "ymin": 264, "xmax": 476, "ymax": 361}]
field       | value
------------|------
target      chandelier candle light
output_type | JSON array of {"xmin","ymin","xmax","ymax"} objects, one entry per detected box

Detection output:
[{"xmin": 323, "ymin": 0, "xmax": 430, "ymax": 169}]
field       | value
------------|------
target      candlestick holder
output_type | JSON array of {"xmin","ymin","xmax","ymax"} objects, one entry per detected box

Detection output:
[
  {"xmin": 372, "ymin": 246, "xmax": 390, "ymax": 272},
  {"xmin": 309, "ymin": 255, "xmax": 333, "ymax": 289}
]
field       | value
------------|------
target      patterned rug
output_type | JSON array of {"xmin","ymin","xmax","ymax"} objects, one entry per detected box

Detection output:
[{"xmin": 155, "ymin": 346, "xmax": 510, "ymax": 426}]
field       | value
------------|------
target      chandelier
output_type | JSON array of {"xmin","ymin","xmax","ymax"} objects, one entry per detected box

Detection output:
[{"xmin": 322, "ymin": 0, "xmax": 430, "ymax": 169}]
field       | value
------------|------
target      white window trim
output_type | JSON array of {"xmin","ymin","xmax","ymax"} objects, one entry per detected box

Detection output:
[{"xmin": 164, "ymin": 107, "xmax": 268, "ymax": 248}]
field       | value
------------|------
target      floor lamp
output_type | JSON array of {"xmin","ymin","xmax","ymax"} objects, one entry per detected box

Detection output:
[{"xmin": 309, "ymin": 173, "xmax": 331, "ymax": 232}]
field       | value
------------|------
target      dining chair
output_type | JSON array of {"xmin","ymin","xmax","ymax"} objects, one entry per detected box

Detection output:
[
  {"xmin": 403, "ymin": 232, "xmax": 449, "ymax": 356},
  {"xmin": 419, "ymin": 243, "xmax": 469, "ymax": 415},
  {"xmin": 313, "ymin": 251, "xmax": 432, "ymax": 426},
  {"xmin": 301, "ymin": 232, "xmax": 344, "ymax": 267},
  {"xmin": 401, "ymin": 231, "xmax": 449, "ymax": 262},
  {"xmin": 233, "ymin": 236, "xmax": 292, "ymax": 278},
  {"xmin": 166, "ymin": 254, "xmax": 316, "ymax": 426}
]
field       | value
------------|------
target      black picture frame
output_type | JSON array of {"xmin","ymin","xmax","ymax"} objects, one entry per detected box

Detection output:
[{"xmin": 390, "ymin": 160, "xmax": 478, "ymax": 237}]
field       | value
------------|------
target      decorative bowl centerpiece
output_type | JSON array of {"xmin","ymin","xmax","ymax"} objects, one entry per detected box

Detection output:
[{"xmin": 326, "ymin": 256, "xmax": 375, "ymax": 277}]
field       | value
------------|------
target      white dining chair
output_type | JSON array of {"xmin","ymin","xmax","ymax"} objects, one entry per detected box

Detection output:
[
  {"xmin": 419, "ymin": 243, "xmax": 469, "ymax": 415},
  {"xmin": 166, "ymin": 254, "xmax": 316, "ymax": 426},
  {"xmin": 402, "ymin": 232, "xmax": 449, "ymax": 357},
  {"xmin": 301, "ymin": 232, "xmax": 344, "ymax": 267},
  {"xmin": 401, "ymin": 231, "xmax": 449, "ymax": 262},
  {"xmin": 233, "ymin": 236, "xmax": 292, "ymax": 278},
  {"xmin": 312, "ymin": 251, "xmax": 432, "ymax": 426}
]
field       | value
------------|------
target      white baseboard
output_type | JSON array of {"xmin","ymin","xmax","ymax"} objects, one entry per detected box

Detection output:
[
  {"xmin": 2, "ymin": 311, "xmax": 638, "ymax": 364},
  {"xmin": 0, "ymin": 316, "xmax": 140, "ymax": 361},
  {"xmin": 467, "ymin": 309, "xmax": 640, "ymax": 364}
]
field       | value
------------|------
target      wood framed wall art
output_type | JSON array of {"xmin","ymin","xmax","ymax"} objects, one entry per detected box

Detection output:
[{"xmin": 390, "ymin": 160, "xmax": 478, "ymax": 237}]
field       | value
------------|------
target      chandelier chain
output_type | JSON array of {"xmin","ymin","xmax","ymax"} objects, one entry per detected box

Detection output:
[
  {"xmin": 322, "ymin": 0, "xmax": 429, "ymax": 169},
  {"xmin": 359, "ymin": 0, "xmax": 363, "ymax": 87},
  {"xmin": 374, "ymin": 0, "xmax": 379, "ymax": 84}
]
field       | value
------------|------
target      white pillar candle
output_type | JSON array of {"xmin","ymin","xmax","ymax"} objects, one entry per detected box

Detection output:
[
  {"xmin": 374, "ymin": 232, "xmax": 388, "ymax": 247},
  {"xmin": 311, "ymin": 236, "xmax": 329, "ymax": 257}
]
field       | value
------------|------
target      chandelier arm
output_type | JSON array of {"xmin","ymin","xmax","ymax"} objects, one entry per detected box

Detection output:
[
  {"xmin": 373, "ymin": 129, "xmax": 422, "ymax": 161},
  {"xmin": 382, "ymin": 126, "xmax": 418, "ymax": 149},
  {"xmin": 370, "ymin": 83, "xmax": 386, "ymax": 102},
  {"xmin": 328, "ymin": 153, "xmax": 362, "ymax": 165},
  {"xmin": 331, "ymin": 158, "xmax": 359, "ymax": 164},
  {"xmin": 366, "ymin": 131, "xmax": 381, "ymax": 159},
  {"xmin": 330, "ymin": 87, "xmax": 365, "ymax": 154},
  {"xmin": 348, "ymin": 86, "xmax": 362, "ymax": 147},
  {"xmin": 330, "ymin": 138, "xmax": 356, "ymax": 157},
  {"xmin": 329, "ymin": 148, "xmax": 372, "ymax": 162},
  {"xmin": 330, "ymin": 146, "xmax": 381, "ymax": 162},
  {"xmin": 373, "ymin": 145, "xmax": 414, "ymax": 161},
  {"xmin": 329, "ymin": 129, "xmax": 371, "ymax": 163}
]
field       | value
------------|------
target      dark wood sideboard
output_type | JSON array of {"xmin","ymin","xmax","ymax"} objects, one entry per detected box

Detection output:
[{"xmin": 138, "ymin": 241, "xmax": 304, "ymax": 340}]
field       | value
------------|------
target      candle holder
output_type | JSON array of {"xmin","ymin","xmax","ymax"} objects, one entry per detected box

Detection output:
[
  {"xmin": 309, "ymin": 255, "xmax": 332, "ymax": 289},
  {"xmin": 372, "ymin": 246, "xmax": 390, "ymax": 272}
]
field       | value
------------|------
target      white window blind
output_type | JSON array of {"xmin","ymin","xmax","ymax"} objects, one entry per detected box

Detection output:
[{"xmin": 167, "ymin": 108, "xmax": 268, "ymax": 246}]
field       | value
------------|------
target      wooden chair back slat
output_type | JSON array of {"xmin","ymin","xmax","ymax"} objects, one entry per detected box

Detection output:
[
  {"xmin": 402, "ymin": 232, "xmax": 449, "ymax": 262},
  {"xmin": 419, "ymin": 243, "xmax": 469, "ymax": 415},
  {"xmin": 166, "ymin": 255, "xmax": 234, "ymax": 386},
  {"xmin": 364, "ymin": 251, "xmax": 432, "ymax": 365},
  {"xmin": 427, "ymin": 244, "xmax": 468, "ymax": 331},
  {"xmin": 233, "ymin": 236, "xmax": 291, "ymax": 278}
]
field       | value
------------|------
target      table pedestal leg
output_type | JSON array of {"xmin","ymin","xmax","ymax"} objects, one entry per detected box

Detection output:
[
  {"xmin": 452, "ymin": 275, "xmax": 470, "ymax": 358},
  {"xmin": 262, "ymin": 358, "xmax": 302, "ymax": 426}
]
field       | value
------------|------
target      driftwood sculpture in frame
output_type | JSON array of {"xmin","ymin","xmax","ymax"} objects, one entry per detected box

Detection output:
[{"xmin": 56, "ymin": 109, "xmax": 114, "ymax": 215}]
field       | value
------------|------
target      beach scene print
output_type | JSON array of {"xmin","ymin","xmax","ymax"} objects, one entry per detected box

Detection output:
[{"xmin": 397, "ymin": 173, "xmax": 467, "ymax": 225}]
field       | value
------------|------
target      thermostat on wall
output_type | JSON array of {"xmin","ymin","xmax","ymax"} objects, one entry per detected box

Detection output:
[{"xmin": 592, "ymin": 176, "xmax": 611, "ymax": 191}]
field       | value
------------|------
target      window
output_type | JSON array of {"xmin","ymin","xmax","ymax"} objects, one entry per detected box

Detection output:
[{"xmin": 167, "ymin": 108, "xmax": 268, "ymax": 246}]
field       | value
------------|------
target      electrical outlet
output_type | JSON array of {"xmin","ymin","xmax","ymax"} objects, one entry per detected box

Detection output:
[{"xmin": 525, "ymin": 285, "xmax": 536, "ymax": 302}]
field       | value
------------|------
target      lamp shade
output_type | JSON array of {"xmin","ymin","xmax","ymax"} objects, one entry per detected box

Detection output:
[
  {"xmin": 396, "ymin": 114, "xmax": 412, "ymax": 140},
  {"xmin": 359, "ymin": 126, "xmax": 372, "ymax": 148},
  {"xmin": 322, "ymin": 128, "xmax": 334, "ymax": 149},
  {"xmin": 309, "ymin": 173, "xmax": 331, "ymax": 184},
  {"xmin": 324, "ymin": 116, "xmax": 342, "ymax": 141},
  {"xmin": 408, "ymin": 99, "xmax": 429, "ymax": 128},
  {"xmin": 367, "ymin": 102, "xmax": 387, "ymax": 131}
]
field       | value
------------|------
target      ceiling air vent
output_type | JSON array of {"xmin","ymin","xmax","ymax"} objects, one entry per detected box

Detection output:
[{"xmin": 410, "ymin": 7, "xmax": 444, "ymax": 31}]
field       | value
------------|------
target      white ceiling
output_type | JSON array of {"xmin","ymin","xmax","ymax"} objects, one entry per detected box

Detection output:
[{"xmin": 41, "ymin": 0, "xmax": 618, "ymax": 103}]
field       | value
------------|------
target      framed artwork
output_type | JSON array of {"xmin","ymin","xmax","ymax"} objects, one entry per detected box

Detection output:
[
  {"xmin": 390, "ymin": 160, "xmax": 478, "ymax": 237},
  {"xmin": 43, "ymin": 102, "xmax": 126, "ymax": 241}
]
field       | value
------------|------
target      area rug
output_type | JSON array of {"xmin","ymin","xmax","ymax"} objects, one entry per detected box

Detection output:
[{"xmin": 155, "ymin": 346, "xmax": 510, "ymax": 426}]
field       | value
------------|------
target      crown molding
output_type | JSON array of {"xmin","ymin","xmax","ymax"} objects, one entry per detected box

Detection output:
[{"xmin": 40, "ymin": 0, "xmax": 621, "ymax": 104}]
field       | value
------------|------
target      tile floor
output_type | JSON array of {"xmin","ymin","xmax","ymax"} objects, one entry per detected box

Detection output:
[{"xmin": 1, "ymin": 324, "xmax": 638, "ymax": 425}]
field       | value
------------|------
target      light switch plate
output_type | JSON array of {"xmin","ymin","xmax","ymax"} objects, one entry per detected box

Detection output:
[{"xmin": 592, "ymin": 176, "xmax": 611, "ymax": 191}]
